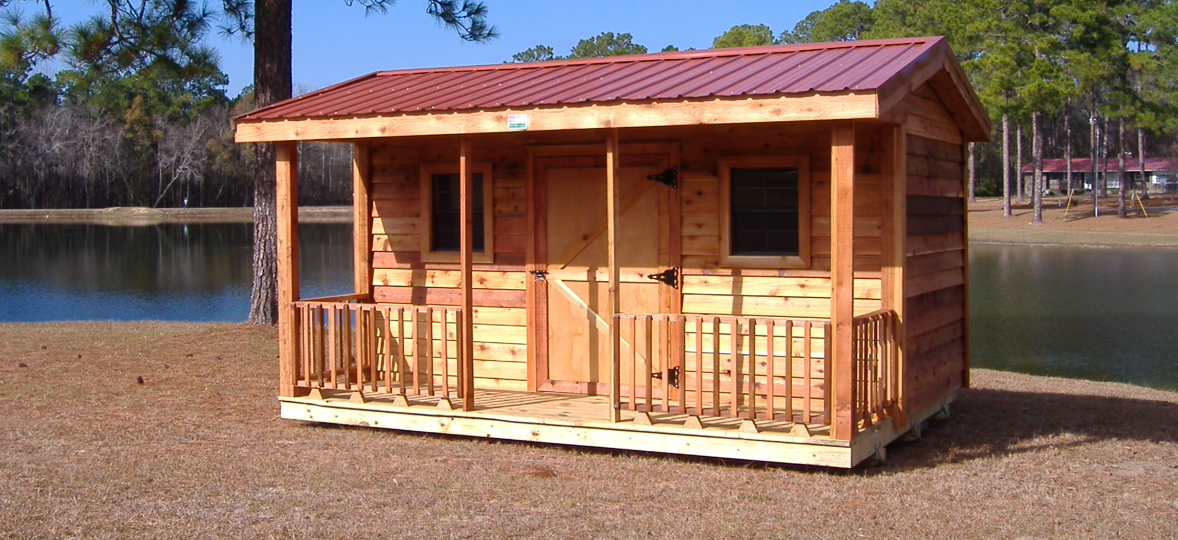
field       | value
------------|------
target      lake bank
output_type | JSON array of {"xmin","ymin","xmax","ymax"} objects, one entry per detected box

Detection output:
[
  {"xmin": 4, "ymin": 201, "xmax": 1178, "ymax": 247},
  {"xmin": 1, "ymin": 321, "xmax": 1175, "ymax": 539},
  {"xmin": 0, "ymin": 206, "xmax": 352, "ymax": 225},
  {"xmin": 968, "ymin": 196, "xmax": 1178, "ymax": 247}
]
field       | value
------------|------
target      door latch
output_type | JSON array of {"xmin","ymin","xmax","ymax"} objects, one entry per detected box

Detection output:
[
  {"xmin": 529, "ymin": 269, "xmax": 548, "ymax": 281},
  {"xmin": 645, "ymin": 267, "xmax": 678, "ymax": 289}
]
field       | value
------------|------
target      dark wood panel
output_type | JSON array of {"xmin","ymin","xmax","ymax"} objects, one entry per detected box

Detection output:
[{"xmin": 908, "ymin": 195, "xmax": 965, "ymax": 216}]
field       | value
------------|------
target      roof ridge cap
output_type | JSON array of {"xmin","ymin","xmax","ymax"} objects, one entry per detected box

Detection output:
[{"xmin": 369, "ymin": 36, "xmax": 946, "ymax": 77}]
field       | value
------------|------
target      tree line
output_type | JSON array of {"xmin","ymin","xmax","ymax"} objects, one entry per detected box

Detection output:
[
  {"xmin": 514, "ymin": 1, "xmax": 1178, "ymax": 221},
  {"xmin": 4, "ymin": 0, "xmax": 1177, "ymax": 224},
  {"xmin": 0, "ymin": 1, "xmax": 354, "ymax": 209}
]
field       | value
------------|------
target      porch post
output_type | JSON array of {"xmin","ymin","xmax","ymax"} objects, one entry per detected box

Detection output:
[
  {"xmin": 352, "ymin": 141, "xmax": 373, "ymax": 299},
  {"xmin": 881, "ymin": 125, "xmax": 908, "ymax": 427},
  {"xmin": 830, "ymin": 122, "xmax": 856, "ymax": 440},
  {"xmin": 276, "ymin": 141, "xmax": 300, "ymax": 398},
  {"xmin": 606, "ymin": 129, "xmax": 622, "ymax": 422},
  {"xmin": 459, "ymin": 136, "xmax": 476, "ymax": 410}
]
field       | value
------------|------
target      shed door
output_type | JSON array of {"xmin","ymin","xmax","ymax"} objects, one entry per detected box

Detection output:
[{"xmin": 536, "ymin": 151, "xmax": 679, "ymax": 395}]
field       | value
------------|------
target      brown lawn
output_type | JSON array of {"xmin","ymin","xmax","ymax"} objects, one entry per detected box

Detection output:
[
  {"xmin": 969, "ymin": 196, "xmax": 1178, "ymax": 247},
  {"xmin": 2, "ymin": 322, "xmax": 1176, "ymax": 539}
]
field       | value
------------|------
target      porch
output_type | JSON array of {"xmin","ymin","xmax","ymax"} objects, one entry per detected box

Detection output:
[{"xmin": 281, "ymin": 296, "xmax": 910, "ymax": 467}]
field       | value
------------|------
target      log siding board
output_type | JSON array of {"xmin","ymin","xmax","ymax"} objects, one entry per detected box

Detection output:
[{"xmin": 902, "ymin": 133, "xmax": 967, "ymax": 417}]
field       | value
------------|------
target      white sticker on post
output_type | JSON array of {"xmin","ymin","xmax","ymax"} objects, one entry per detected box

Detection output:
[{"xmin": 507, "ymin": 114, "xmax": 529, "ymax": 131}]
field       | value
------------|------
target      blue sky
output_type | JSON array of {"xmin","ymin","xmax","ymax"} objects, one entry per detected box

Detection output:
[{"xmin": 48, "ymin": 1, "xmax": 845, "ymax": 96}]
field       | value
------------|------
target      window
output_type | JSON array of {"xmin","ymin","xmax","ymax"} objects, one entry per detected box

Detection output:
[
  {"xmin": 421, "ymin": 163, "xmax": 493, "ymax": 262},
  {"xmin": 720, "ymin": 156, "xmax": 810, "ymax": 268}
]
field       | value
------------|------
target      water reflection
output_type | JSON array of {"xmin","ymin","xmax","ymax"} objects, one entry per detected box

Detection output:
[
  {"xmin": 0, "ymin": 222, "xmax": 352, "ymax": 322},
  {"xmin": 2, "ymin": 223, "xmax": 1175, "ymax": 391},
  {"xmin": 970, "ymin": 244, "xmax": 1178, "ymax": 391}
]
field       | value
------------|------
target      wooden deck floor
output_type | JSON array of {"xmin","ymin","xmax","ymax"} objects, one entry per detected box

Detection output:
[{"xmin": 280, "ymin": 387, "xmax": 946, "ymax": 468}]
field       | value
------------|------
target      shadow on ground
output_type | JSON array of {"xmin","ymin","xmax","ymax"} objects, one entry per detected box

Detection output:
[{"xmin": 879, "ymin": 385, "xmax": 1178, "ymax": 472}]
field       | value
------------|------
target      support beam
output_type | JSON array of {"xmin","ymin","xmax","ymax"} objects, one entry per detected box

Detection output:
[
  {"xmin": 276, "ymin": 142, "xmax": 300, "ymax": 398},
  {"xmin": 829, "ymin": 122, "xmax": 856, "ymax": 440},
  {"xmin": 606, "ymin": 129, "xmax": 622, "ymax": 423},
  {"xmin": 459, "ymin": 137, "xmax": 476, "ymax": 410},
  {"xmin": 881, "ymin": 125, "xmax": 908, "ymax": 427},
  {"xmin": 352, "ymin": 141, "xmax": 373, "ymax": 298}
]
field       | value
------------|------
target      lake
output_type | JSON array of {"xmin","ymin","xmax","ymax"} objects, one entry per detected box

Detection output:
[{"xmin": 2, "ymin": 222, "xmax": 1175, "ymax": 391}]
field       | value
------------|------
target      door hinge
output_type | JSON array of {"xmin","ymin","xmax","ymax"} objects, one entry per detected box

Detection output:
[
  {"xmin": 651, "ymin": 368, "xmax": 681, "ymax": 389},
  {"xmin": 645, "ymin": 267, "xmax": 678, "ymax": 289},
  {"xmin": 646, "ymin": 167, "xmax": 678, "ymax": 189},
  {"xmin": 529, "ymin": 269, "xmax": 548, "ymax": 281}
]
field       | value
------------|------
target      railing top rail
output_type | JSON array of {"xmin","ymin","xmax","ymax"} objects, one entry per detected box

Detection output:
[
  {"xmin": 296, "ymin": 293, "xmax": 370, "ymax": 304},
  {"xmin": 851, "ymin": 308, "xmax": 896, "ymax": 322},
  {"xmin": 614, "ymin": 312, "xmax": 831, "ymax": 324},
  {"xmin": 293, "ymin": 298, "xmax": 463, "ymax": 314}
]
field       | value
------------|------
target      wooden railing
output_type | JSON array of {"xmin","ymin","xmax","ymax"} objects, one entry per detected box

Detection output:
[
  {"xmin": 612, "ymin": 311, "xmax": 900, "ymax": 432},
  {"xmin": 851, "ymin": 309, "xmax": 900, "ymax": 429},
  {"xmin": 292, "ymin": 297, "xmax": 467, "ymax": 405},
  {"xmin": 612, "ymin": 314, "xmax": 833, "ymax": 425}
]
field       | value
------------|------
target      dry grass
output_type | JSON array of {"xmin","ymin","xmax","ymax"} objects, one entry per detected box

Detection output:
[
  {"xmin": 2, "ymin": 323, "xmax": 1177, "ymax": 539},
  {"xmin": 969, "ymin": 196, "xmax": 1178, "ymax": 247}
]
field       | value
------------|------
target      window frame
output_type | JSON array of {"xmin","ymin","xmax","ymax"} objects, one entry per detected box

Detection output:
[
  {"xmin": 420, "ymin": 162, "xmax": 495, "ymax": 263},
  {"xmin": 719, "ymin": 156, "xmax": 811, "ymax": 269}
]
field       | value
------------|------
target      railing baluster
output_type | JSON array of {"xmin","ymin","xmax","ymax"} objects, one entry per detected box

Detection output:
[
  {"xmin": 345, "ymin": 306, "xmax": 355, "ymax": 390},
  {"xmin": 382, "ymin": 306, "xmax": 392, "ymax": 393},
  {"xmin": 659, "ymin": 316, "xmax": 670, "ymax": 414},
  {"xmin": 694, "ymin": 316, "xmax": 703, "ymax": 417},
  {"xmin": 802, "ymin": 321, "xmax": 812, "ymax": 424},
  {"xmin": 396, "ymin": 307, "xmax": 407, "ymax": 397},
  {"xmin": 643, "ymin": 314, "xmax": 653, "ymax": 413},
  {"xmin": 410, "ymin": 308, "xmax": 421, "ymax": 395},
  {"xmin": 730, "ymin": 318, "xmax": 740, "ymax": 418},
  {"xmin": 747, "ymin": 318, "xmax": 757, "ymax": 421},
  {"xmin": 328, "ymin": 306, "xmax": 339, "ymax": 389},
  {"xmin": 766, "ymin": 319, "xmax": 775, "ymax": 422},
  {"xmin": 426, "ymin": 307, "xmax": 436, "ymax": 396},
  {"xmin": 627, "ymin": 315, "xmax": 636, "ymax": 411},
  {"xmin": 441, "ymin": 309, "xmax": 450, "ymax": 399},
  {"xmin": 711, "ymin": 316, "xmax": 721, "ymax": 417},
  {"xmin": 367, "ymin": 307, "xmax": 377, "ymax": 393},
  {"xmin": 823, "ymin": 321, "xmax": 833, "ymax": 427},
  {"xmin": 784, "ymin": 320, "xmax": 793, "ymax": 423}
]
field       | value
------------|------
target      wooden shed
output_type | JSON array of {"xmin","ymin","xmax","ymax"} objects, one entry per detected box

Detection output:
[{"xmin": 235, "ymin": 36, "xmax": 990, "ymax": 468}]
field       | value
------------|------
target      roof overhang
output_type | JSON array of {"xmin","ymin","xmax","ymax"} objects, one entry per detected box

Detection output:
[{"xmin": 234, "ymin": 91, "xmax": 881, "ymax": 143}]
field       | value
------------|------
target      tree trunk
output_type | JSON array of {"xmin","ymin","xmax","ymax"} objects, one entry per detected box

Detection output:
[
  {"xmin": 1100, "ymin": 117, "xmax": 1110, "ymax": 198},
  {"xmin": 967, "ymin": 142, "xmax": 976, "ymax": 203},
  {"xmin": 248, "ymin": 0, "xmax": 293, "ymax": 326},
  {"xmin": 1032, "ymin": 110, "xmax": 1043, "ymax": 224},
  {"xmin": 1003, "ymin": 114, "xmax": 1011, "ymax": 217},
  {"xmin": 1016, "ymin": 122, "xmax": 1025, "ymax": 203},
  {"xmin": 1138, "ymin": 127, "xmax": 1148, "ymax": 199},
  {"xmin": 1117, "ymin": 117, "xmax": 1127, "ymax": 218},
  {"xmin": 1065, "ymin": 101, "xmax": 1073, "ymax": 195}
]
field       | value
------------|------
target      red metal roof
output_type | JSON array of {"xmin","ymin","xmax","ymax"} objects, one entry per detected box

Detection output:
[
  {"xmin": 239, "ymin": 37, "xmax": 948, "ymax": 121},
  {"xmin": 1020, "ymin": 157, "xmax": 1178, "ymax": 173}
]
